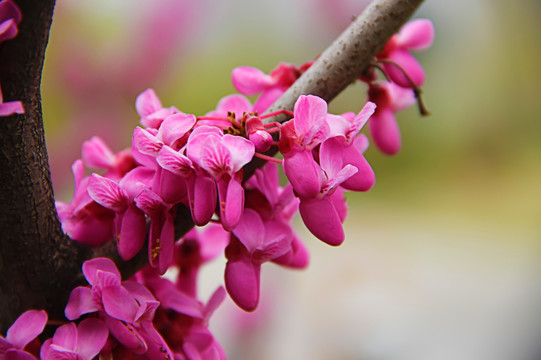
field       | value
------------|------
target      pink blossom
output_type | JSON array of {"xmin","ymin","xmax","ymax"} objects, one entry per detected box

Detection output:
[
  {"xmin": 173, "ymin": 224, "xmax": 229, "ymax": 296},
  {"xmin": 87, "ymin": 168, "xmax": 154, "ymax": 260},
  {"xmin": 81, "ymin": 136, "xmax": 135, "ymax": 180},
  {"xmin": 225, "ymin": 209, "xmax": 294, "ymax": 311},
  {"xmin": 368, "ymin": 81, "xmax": 416, "ymax": 155},
  {"xmin": 187, "ymin": 125, "xmax": 255, "ymax": 230},
  {"xmin": 139, "ymin": 270, "xmax": 227, "ymax": 359},
  {"xmin": 232, "ymin": 62, "xmax": 311, "ymax": 113},
  {"xmin": 40, "ymin": 318, "xmax": 109, "ymax": 360},
  {"xmin": 56, "ymin": 160, "xmax": 115, "ymax": 247},
  {"xmin": 156, "ymin": 145, "xmax": 216, "ymax": 226},
  {"xmin": 65, "ymin": 258, "xmax": 173, "ymax": 358},
  {"xmin": 135, "ymin": 88, "xmax": 180, "ymax": 129},
  {"xmin": 0, "ymin": 309, "xmax": 47, "ymax": 360},
  {"xmin": 0, "ymin": 0, "xmax": 21, "ymax": 43},
  {"xmin": 134, "ymin": 189, "xmax": 176, "ymax": 274},
  {"xmin": 377, "ymin": 18, "xmax": 435, "ymax": 88}
]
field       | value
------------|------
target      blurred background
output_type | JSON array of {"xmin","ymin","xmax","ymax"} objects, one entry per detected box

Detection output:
[{"xmin": 42, "ymin": 0, "xmax": 541, "ymax": 359}]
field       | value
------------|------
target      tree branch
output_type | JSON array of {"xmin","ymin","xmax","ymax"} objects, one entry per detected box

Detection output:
[{"xmin": 0, "ymin": 0, "xmax": 424, "ymax": 331}]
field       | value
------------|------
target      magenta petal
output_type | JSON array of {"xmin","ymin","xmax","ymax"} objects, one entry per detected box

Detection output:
[
  {"xmin": 135, "ymin": 88, "xmax": 162, "ymax": 118},
  {"xmin": 384, "ymin": 50, "xmax": 426, "ymax": 87},
  {"xmin": 397, "ymin": 18, "xmax": 435, "ymax": 51},
  {"xmin": 76, "ymin": 318, "xmax": 109, "ymax": 359},
  {"xmin": 273, "ymin": 235, "xmax": 310, "ymax": 269},
  {"xmin": 6, "ymin": 310, "xmax": 47, "ymax": 349},
  {"xmin": 225, "ymin": 255, "xmax": 261, "ymax": 312},
  {"xmin": 65, "ymin": 287, "xmax": 98, "ymax": 320},
  {"xmin": 221, "ymin": 134, "xmax": 255, "ymax": 172},
  {"xmin": 105, "ymin": 317, "xmax": 147, "ymax": 354},
  {"xmin": 118, "ymin": 206, "xmax": 147, "ymax": 260},
  {"xmin": 231, "ymin": 208, "xmax": 264, "ymax": 252},
  {"xmin": 252, "ymin": 86, "xmax": 284, "ymax": 114},
  {"xmin": 87, "ymin": 175, "xmax": 126, "ymax": 212},
  {"xmin": 157, "ymin": 113, "xmax": 196, "ymax": 147},
  {"xmin": 52, "ymin": 323, "xmax": 77, "ymax": 351},
  {"xmin": 232, "ymin": 66, "xmax": 275, "ymax": 95},
  {"xmin": 283, "ymin": 150, "xmax": 323, "ymax": 198},
  {"xmin": 339, "ymin": 140, "xmax": 375, "ymax": 192},
  {"xmin": 369, "ymin": 109, "xmax": 401, "ymax": 155},
  {"xmin": 214, "ymin": 94, "xmax": 252, "ymax": 117},
  {"xmin": 101, "ymin": 286, "xmax": 139, "ymax": 322},
  {"xmin": 204, "ymin": 287, "xmax": 226, "ymax": 319},
  {"xmin": 0, "ymin": 101, "xmax": 24, "ymax": 116},
  {"xmin": 219, "ymin": 176, "xmax": 244, "ymax": 230},
  {"xmin": 157, "ymin": 215, "xmax": 175, "ymax": 274},
  {"xmin": 81, "ymin": 136, "xmax": 114, "ymax": 170},
  {"xmin": 299, "ymin": 197, "xmax": 344, "ymax": 246},
  {"xmin": 132, "ymin": 127, "xmax": 163, "ymax": 156},
  {"xmin": 4, "ymin": 349, "xmax": 38, "ymax": 360},
  {"xmin": 82, "ymin": 257, "xmax": 121, "ymax": 286},
  {"xmin": 156, "ymin": 145, "xmax": 194, "ymax": 177},
  {"xmin": 190, "ymin": 175, "xmax": 216, "ymax": 226},
  {"xmin": 293, "ymin": 95, "xmax": 328, "ymax": 141}
]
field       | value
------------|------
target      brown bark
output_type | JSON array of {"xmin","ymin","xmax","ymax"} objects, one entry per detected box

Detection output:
[{"xmin": 0, "ymin": 0, "xmax": 424, "ymax": 332}]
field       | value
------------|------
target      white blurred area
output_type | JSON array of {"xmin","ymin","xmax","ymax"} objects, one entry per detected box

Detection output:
[{"xmin": 44, "ymin": 0, "xmax": 541, "ymax": 359}]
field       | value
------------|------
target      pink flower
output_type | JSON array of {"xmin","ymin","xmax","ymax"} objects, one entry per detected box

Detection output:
[
  {"xmin": 55, "ymin": 160, "xmax": 115, "ymax": 247},
  {"xmin": 139, "ymin": 270, "xmax": 227, "ymax": 359},
  {"xmin": 135, "ymin": 88, "xmax": 180, "ymax": 129},
  {"xmin": 0, "ymin": 0, "xmax": 21, "ymax": 43},
  {"xmin": 81, "ymin": 136, "xmax": 135, "ymax": 180},
  {"xmin": 232, "ymin": 62, "xmax": 311, "ymax": 113},
  {"xmin": 225, "ymin": 209, "xmax": 294, "ymax": 311},
  {"xmin": 65, "ymin": 258, "xmax": 173, "ymax": 358},
  {"xmin": 87, "ymin": 168, "xmax": 154, "ymax": 260},
  {"xmin": 0, "ymin": 87, "xmax": 24, "ymax": 116},
  {"xmin": 377, "ymin": 19, "xmax": 435, "ymax": 88},
  {"xmin": 134, "ymin": 189, "xmax": 176, "ymax": 274},
  {"xmin": 187, "ymin": 125, "xmax": 255, "ymax": 230},
  {"xmin": 368, "ymin": 81, "xmax": 416, "ymax": 155},
  {"xmin": 40, "ymin": 319, "xmax": 109, "ymax": 360},
  {"xmin": 0, "ymin": 309, "xmax": 47, "ymax": 360},
  {"xmin": 173, "ymin": 224, "xmax": 229, "ymax": 296},
  {"xmin": 156, "ymin": 144, "xmax": 216, "ymax": 226},
  {"xmin": 279, "ymin": 95, "xmax": 331, "ymax": 199}
]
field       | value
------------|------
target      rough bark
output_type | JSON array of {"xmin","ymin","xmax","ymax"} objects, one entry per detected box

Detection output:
[{"xmin": 0, "ymin": 0, "xmax": 424, "ymax": 331}]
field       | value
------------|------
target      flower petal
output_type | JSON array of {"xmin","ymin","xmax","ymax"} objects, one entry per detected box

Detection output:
[
  {"xmin": 135, "ymin": 88, "xmax": 162, "ymax": 118},
  {"xmin": 82, "ymin": 257, "xmax": 121, "ymax": 286},
  {"xmin": 87, "ymin": 174, "xmax": 126, "ymax": 212},
  {"xmin": 232, "ymin": 66, "xmax": 275, "ymax": 95},
  {"xmin": 75, "ymin": 318, "xmax": 109, "ymax": 360},
  {"xmin": 6, "ymin": 310, "xmax": 47, "ymax": 349},
  {"xmin": 65, "ymin": 286, "xmax": 98, "ymax": 320},
  {"xmin": 81, "ymin": 136, "xmax": 115, "ymax": 170},
  {"xmin": 397, "ymin": 18, "xmax": 435, "ymax": 51},
  {"xmin": 299, "ymin": 197, "xmax": 344, "ymax": 246},
  {"xmin": 369, "ymin": 108, "xmax": 401, "ymax": 155}
]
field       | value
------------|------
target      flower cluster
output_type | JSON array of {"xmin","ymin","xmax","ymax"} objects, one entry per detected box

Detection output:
[
  {"xmin": 0, "ymin": 0, "xmax": 24, "ymax": 116},
  {"xmin": 233, "ymin": 19, "xmax": 435, "ymax": 155},
  {"xmin": 19, "ymin": 16, "xmax": 436, "ymax": 360}
]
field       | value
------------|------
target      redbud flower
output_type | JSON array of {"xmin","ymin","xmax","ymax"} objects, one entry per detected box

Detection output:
[
  {"xmin": 0, "ymin": 309, "xmax": 47, "ymax": 360},
  {"xmin": 187, "ymin": 125, "xmax": 255, "ymax": 230},
  {"xmin": 135, "ymin": 88, "xmax": 180, "ymax": 129},
  {"xmin": 40, "ymin": 318, "xmax": 109, "ymax": 360},
  {"xmin": 232, "ymin": 62, "xmax": 310, "ymax": 113},
  {"xmin": 55, "ymin": 160, "xmax": 115, "ymax": 247},
  {"xmin": 65, "ymin": 258, "xmax": 173, "ymax": 358},
  {"xmin": 368, "ymin": 81, "xmax": 416, "ymax": 155},
  {"xmin": 377, "ymin": 18, "xmax": 435, "ymax": 88}
]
